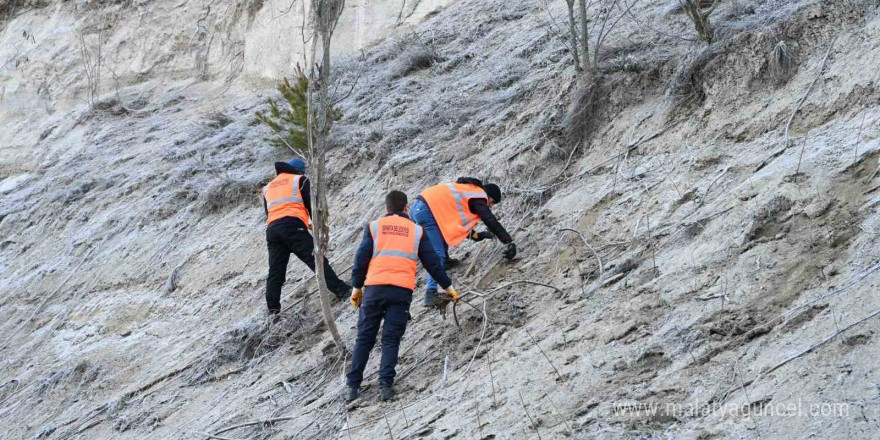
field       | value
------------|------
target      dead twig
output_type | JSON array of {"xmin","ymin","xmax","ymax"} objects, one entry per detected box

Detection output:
[
  {"xmin": 552, "ymin": 117, "xmax": 685, "ymax": 189},
  {"xmin": 525, "ymin": 328, "xmax": 565, "ymax": 382},
  {"xmin": 763, "ymin": 309, "xmax": 879, "ymax": 377},
  {"xmin": 702, "ymin": 167, "xmax": 729, "ymax": 200},
  {"xmin": 734, "ymin": 359, "xmax": 765, "ymax": 440},
  {"xmin": 488, "ymin": 352, "xmax": 498, "ymax": 409},
  {"xmin": 383, "ymin": 412, "xmax": 395, "ymax": 440},
  {"xmin": 466, "ymin": 241, "xmax": 489, "ymax": 277},
  {"xmin": 487, "ymin": 280, "xmax": 564, "ymax": 296},
  {"xmin": 758, "ymin": 36, "xmax": 837, "ymax": 172},
  {"xmin": 454, "ymin": 294, "xmax": 490, "ymax": 378},
  {"xmin": 544, "ymin": 392, "xmax": 572, "ymax": 434},
  {"xmin": 519, "ymin": 391, "xmax": 543, "ymax": 440},
  {"xmin": 794, "ymin": 131, "xmax": 809, "ymax": 176},
  {"xmin": 212, "ymin": 417, "xmax": 297, "ymax": 436},
  {"xmin": 852, "ymin": 112, "xmax": 866, "ymax": 175},
  {"xmin": 560, "ymin": 228, "xmax": 604, "ymax": 276}
]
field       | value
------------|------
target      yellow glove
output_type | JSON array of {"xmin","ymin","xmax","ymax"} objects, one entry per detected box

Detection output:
[
  {"xmin": 307, "ymin": 223, "xmax": 313, "ymax": 231},
  {"xmin": 350, "ymin": 288, "xmax": 363, "ymax": 308},
  {"xmin": 445, "ymin": 286, "xmax": 460, "ymax": 302}
]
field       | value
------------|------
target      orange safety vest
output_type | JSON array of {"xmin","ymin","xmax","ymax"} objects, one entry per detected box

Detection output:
[
  {"xmin": 263, "ymin": 174, "xmax": 310, "ymax": 226},
  {"xmin": 420, "ymin": 182, "xmax": 488, "ymax": 247},
  {"xmin": 365, "ymin": 215, "xmax": 424, "ymax": 291}
]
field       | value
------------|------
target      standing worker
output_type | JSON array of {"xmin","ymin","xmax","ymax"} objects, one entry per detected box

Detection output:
[
  {"xmin": 346, "ymin": 190, "xmax": 458, "ymax": 402},
  {"xmin": 412, "ymin": 177, "xmax": 516, "ymax": 306},
  {"xmin": 262, "ymin": 158, "xmax": 351, "ymax": 315}
]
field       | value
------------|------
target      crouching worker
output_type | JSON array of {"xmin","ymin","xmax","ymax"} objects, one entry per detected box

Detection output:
[
  {"xmin": 412, "ymin": 178, "xmax": 516, "ymax": 306},
  {"xmin": 263, "ymin": 158, "xmax": 351, "ymax": 315},
  {"xmin": 345, "ymin": 190, "xmax": 458, "ymax": 402}
]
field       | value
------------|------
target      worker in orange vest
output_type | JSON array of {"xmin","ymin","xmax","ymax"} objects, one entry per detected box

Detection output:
[
  {"xmin": 262, "ymin": 158, "xmax": 351, "ymax": 315},
  {"xmin": 345, "ymin": 190, "xmax": 458, "ymax": 403},
  {"xmin": 412, "ymin": 178, "xmax": 516, "ymax": 306}
]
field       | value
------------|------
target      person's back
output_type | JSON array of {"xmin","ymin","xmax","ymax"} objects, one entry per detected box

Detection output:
[
  {"xmin": 346, "ymin": 190, "xmax": 459, "ymax": 403},
  {"xmin": 412, "ymin": 177, "xmax": 517, "ymax": 306},
  {"xmin": 262, "ymin": 158, "xmax": 351, "ymax": 315},
  {"xmin": 263, "ymin": 173, "xmax": 309, "ymax": 227}
]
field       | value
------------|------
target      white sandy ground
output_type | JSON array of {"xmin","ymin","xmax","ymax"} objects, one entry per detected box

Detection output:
[{"xmin": 1, "ymin": 0, "xmax": 879, "ymax": 439}]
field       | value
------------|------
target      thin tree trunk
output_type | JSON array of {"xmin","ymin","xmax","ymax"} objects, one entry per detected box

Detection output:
[
  {"xmin": 307, "ymin": 0, "xmax": 345, "ymax": 350},
  {"xmin": 578, "ymin": 0, "xmax": 590, "ymax": 73},
  {"xmin": 565, "ymin": 0, "xmax": 582, "ymax": 72}
]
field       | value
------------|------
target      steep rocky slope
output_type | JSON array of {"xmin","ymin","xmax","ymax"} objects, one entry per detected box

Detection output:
[{"xmin": 1, "ymin": 0, "xmax": 879, "ymax": 439}]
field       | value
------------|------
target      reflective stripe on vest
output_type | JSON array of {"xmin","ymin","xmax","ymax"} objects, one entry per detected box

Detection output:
[
  {"xmin": 446, "ymin": 182, "xmax": 486, "ymax": 227},
  {"xmin": 264, "ymin": 174, "xmax": 310, "ymax": 226},
  {"xmin": 365, "ymin": 216, "xmax": 423, "ymax": 290},
  {"xmin": 420, "ymin": 182, "xmax": 488, "ymax": 247},
  {"xmin": 370, "ymin": 220, "xmax": 422, "ymax": 260}
]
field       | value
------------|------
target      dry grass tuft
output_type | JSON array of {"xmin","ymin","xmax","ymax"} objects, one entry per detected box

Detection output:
[
  {"xmin": 390, "ymin": 44, "xmax": 441, "ymax": 78},
  {"xmin": 197, "ymin": 179, "xmax": 259, "ymax": 214},
  {"xmin": 188, "ymin": 314, "xmax": 311, "ymax": 385},
  {"xmin": 668, "ymin": 44, "xmax": 723, "ymax": 113},
  {"xmin": 36, "ymin": 361, "xmax": 100, "ymax": 396},
  {"xmin": 768, "ymin": 40, "xmax": 796, "ymax": 85},
  {"xmin": 387, "ymin": 32, "xmax": 443, "ymax": 79},
  {"xmin": 205, "ymin": 111, "xmax": 234, "ymax": 130},
  {"xmin": 562, "ymin": 76, "xmax": 606, "ymax": 151}
]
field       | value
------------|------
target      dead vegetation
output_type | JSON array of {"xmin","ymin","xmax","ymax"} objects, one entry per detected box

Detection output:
[
  {"xmin": 188, "ymin": 314, "xmax": 313, "ymax": 385},
  {"xmin": 561, "ymin": 76, "xmax": 606, "ymax": 150},
  {"xmin": 196, "ymin": 178, "xmax": 259, "ymax": 214},
  {"xmin": 668, "ymin": 43, "xmax": 724, "ymax": 111},
  {"xmin": 768, "ymin": 40, "xmax": 796, "ymax": 85},
  {"xmin": 388, "ymin": 33, "xmax": 442, "ymax": 78},
  {"xmin": 36, "ymin": 361, "xmax": 100, "ymax": 396}
]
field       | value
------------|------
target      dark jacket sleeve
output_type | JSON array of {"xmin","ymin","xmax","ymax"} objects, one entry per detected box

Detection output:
[
  {"xmin": 468, "ymin": 198, "xmax": 513, "ymax": 244},
  {"xmin": 418, "ymin": 234, "xmax": 452, "ymax": 289},
  {"xmin": 299, "ymin": 176, "xmax": 312, "ymax": 217},
  {"xmin": 263, "ymin": 194, "xmax": 268, "ymax": 216},
  {"xmin": 351, "ymin": 225, "xmax": 373, "ymax": 289}
]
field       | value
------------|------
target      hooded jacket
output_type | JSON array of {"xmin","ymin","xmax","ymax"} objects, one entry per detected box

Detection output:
[{"xmin": 263, "ymin": 162, "xmax": 312, "ymax": 226}]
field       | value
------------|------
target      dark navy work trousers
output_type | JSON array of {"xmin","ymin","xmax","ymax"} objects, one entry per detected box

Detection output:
[{"xmin": 346, "ymin": 285, "xmax": 413, "ymax": 388}]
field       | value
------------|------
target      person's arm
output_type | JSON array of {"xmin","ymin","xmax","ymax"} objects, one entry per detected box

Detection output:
[
  {"xmin": 417, "ymin": 234, "xmax": 452, "ymax": 289},
  {"xmin": 300, "ymin": 176, "xmax": 312, "ymax": 217},
  {"xmin": 262, "ymin": 193, "xmax": 268, "ymax": 217},
  {"xmin": 469, "ymin": 199, "xmax": 513, "ymax": 244},
  {"xmin": 351, "ymin": 225, "xmax": 374, "ymax": 289}
]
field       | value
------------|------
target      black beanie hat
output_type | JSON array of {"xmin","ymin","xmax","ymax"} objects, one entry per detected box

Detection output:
[{"xmin": 484, "ymin": 183, "xmax": 502, "ymax": 203}]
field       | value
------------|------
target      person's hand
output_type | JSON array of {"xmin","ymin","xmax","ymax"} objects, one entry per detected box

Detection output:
[
  {"xmin": 469, "ymin": 230, "xmax": 494, "ymax": 242},
  {"xmin": 350, "ymin": 288, "xmax": 363, "ymax": 308},
  {"xmin": 502, "ymin": 243, "xmax": 517, "ymax": 260},
  {"xmin": 444, "ymin": 286, "xmax": 460, "ymax": 302},
  {"xmin": 307, "ymin": 223, "xmax": 313, "ymax": 231}
]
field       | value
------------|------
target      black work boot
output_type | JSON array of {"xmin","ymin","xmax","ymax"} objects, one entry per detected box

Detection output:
[
  {"xmin": 332, "ymin": 283, "xmax": 352, "ymax": 301},
  {"xmin": 344, "ymin": 386, "xmax": 359, "ymax": 403},
  {"xmin": 423, "ymin": 288, "xmax": 438, "ymax": 307},
  {"xmin": 379, "ymin": 385, "xmax": 395, "ymax": 402},
  {"xmin": 444, "ymin": 257, "xmax": 460, "ymax": 270}
]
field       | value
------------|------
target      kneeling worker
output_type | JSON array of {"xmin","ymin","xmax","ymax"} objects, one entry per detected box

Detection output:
[
  {"xmin": 262, "ymin": 158, "xmax": 351, "ymax": 315},
  {"xmin": 346, "ymin": 190, "xmax": 458, "ymax": 402},
  {"xmin": 412, "ymin": 177, "xmax": 516, "ymax": 306}
]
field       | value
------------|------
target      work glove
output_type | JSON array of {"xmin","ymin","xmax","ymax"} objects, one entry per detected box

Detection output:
[
  {"xmin": 307, "ymin": 223, "xmax": 313, "ymax": 231},
  {"xmin": 350, "ymin": 288, "xmax": 363, "ymax": 308},
  {"xmin": 502, "ymin": 242, "xmax": 517, "ymax": 260},
  {"xmin": 469, "ymin": 230, "xmax": 495, "ymax": 242},
  {"xmin": 444, "ymin": 286, "xmax": 460, "ymax": 303}
]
